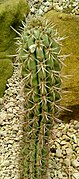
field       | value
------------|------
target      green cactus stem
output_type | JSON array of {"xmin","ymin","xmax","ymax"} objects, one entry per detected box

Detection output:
[{"xmin": 17, "ymin": 17, "xmax": 63, "ymax": 179}]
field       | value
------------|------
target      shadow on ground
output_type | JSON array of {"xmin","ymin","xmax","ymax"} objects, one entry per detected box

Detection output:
[{"xmin": 60, "ymin": 104, "xmax": 79, "ymax": 123}]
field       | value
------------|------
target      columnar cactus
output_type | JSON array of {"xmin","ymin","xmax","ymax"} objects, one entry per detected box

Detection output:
[{"xmin": 17, "ymin": 17, "xmax": 63, "ymax": 179}]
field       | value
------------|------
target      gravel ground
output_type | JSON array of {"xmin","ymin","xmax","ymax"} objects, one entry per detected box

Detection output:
[
  {"xmin": 0, "ymin": 61, "xmax": 25, "ymax": 179},
  {"xmin": 0, "ymin": 0, "xmax": 79, "ymax": 179},
  {"xmin": 28, "ymin": 0, "xmax": 79, "ymax": 15},
  {"xmin": 52, "ymin": 0, "xmax": 79, "ymax": 15},
  {"xmin": 49, "ymin": 120, "xmax": 79, "ymax": 179}
]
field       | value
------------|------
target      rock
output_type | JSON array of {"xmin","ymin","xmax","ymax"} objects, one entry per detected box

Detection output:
[
  {"xmin": 30, "ymin": 7, "xmax": 35, "ymax": 13},
  {"xmin": 3, "ymin": 160, "xmax": 10, "ymax": 167},
  {"xmin": 57, "ymin": 171, "xmax": 63, "ymax": 178},
  {"xmin": 14, "ymin": 106, "xmax": 20, "ymax": 111},
  {"xmin": 0, "ymin": 0, "xmax": 29, "ymax": 58},
  {"xmin": 72, "ymin": 159, "xmax": 79, "ymax": 167},
  {"xmin": 73, "ymin": 173, "xmax": 79, "ymax": 179},
  {"xmin": 64, "ymin": 158, "xmax": 70, "ymax": 166},
  {"xmin": 13, "ymin": 125, "xmax": 19, "ymax": 132},
  {"xmin": 78, "ymin": 139, "xmax": 79, "ymax": 147},
  {"xmin": 56, "ymin": 149, "xmax": 62, "ymax": 158},
  {"xmin": 74, "ymin": 122, "xmax": 79, "ymax": 130},
  {"xmin": 34, "ymin": 0, "xmax": 38, "ymax": 3},
  {"xmin": 0, "ymin": 111, "xmax": 7, "ymax": 121},
  {"xmin": 46, "ymin": 10, "xmax": 79, "ymax": 123},
  {"xmin": 56, "ymin": 131, "xmax": 62, "ymax": 138},
  {"xmin": 44, "ymin": 1, "xmax": 51, "ymax": 7},
  {"xmin": 67, "ymin": 132, "xmax": 72, "ymax": 138},
  {"xmin": 0, "ymin": 130, "xmax": 7, "ymax": 137},
  {"xmin": 66, "ymin": 148, "xmax": 73, "ymax": 155},
  {"xmin": 62, "ymin": 150, "xmax": 66, "ymax": 155},
  {"xmin": 7, "ymin": 113, "xmax": 14, "ymax": 119},
  {"xmin": 5, "ymin": 102, "xmax": 14, "ymax": 108},
  {"xmin": 62, "ymin": 145, "xmax": 68, "ymax": 151},
  {"xmin": 77, "ymin": 149, "xmax": 79, "ymax": 155},
  {"xmin": 60, "ymin": 140, "xmax": 67, "ymax": 145},
  {"xmin": 0, "ymin": 117, "xmax": 3, "ymax": 126},
  {"xmin": 73, "ymin": 144, "xmax": 78, "ymax": 151},
  {"xmin": 13, "ymin": 108, "xmax": 17, "ymax": 114},
  {"xmin": 51, "ymin": 160, "xmax": 57, "ymax": 169},
  {"xmin": 0, "ymin": 98, "xmax": 4, "ymax": 105},
  {"xmin": 72, "ymin": 134, "xmax": 77, "ymax": 143},
  {"xmin": 38, "ymin": 9, "xmax": 43, "ymax": 15},
  {"xmin": 44, "ymin": 7, "xmax": 50, "ymax": 13},
  {"xmin": 75, "ymin": 147, "xmax": 79, "ymax": 153},
  {"xmin": 55, "ymin": 142, "xmax": 61, "ymax": 149},
  {"xmin": 7, "ymin": 107, "xmax": 13, "ymax": 113}
]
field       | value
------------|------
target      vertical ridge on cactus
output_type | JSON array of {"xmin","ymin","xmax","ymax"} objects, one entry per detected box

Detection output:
[{"xmin": 17, "ymin": 17, "xmax": 64, "ymax": 178}]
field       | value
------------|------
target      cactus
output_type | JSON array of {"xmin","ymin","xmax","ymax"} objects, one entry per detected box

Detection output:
[{"xmin": 17, "ymin": 17, "xmax": 63, "ymax": 179}]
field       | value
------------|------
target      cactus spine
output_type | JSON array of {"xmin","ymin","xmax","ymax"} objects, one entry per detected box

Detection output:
[{"xmin": 17, "ymin": 18, "xmax": 63, "ymax": 179}]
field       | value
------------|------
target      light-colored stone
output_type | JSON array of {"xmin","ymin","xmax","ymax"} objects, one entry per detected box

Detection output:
[
  {"xmin": 0, "ymin": 111, "xmax": 7, "ymax": 121},
  {"xmin": 77, "ymin": 150, "xmax": 79, "ymax": 154},
  {"xmin": 58, "ymin": 171, "xmax": 63, "ymax": 178},
  {"xmin": 31, "ymin": 7, "xmax": 35, "ymax": 13},
  {"xmin": 72, "ymin": 134, "xmax": 77, "ymax": 143},
  {"xmin": 73, "ymin": 144, "xmax": 78, "ymax": 151},
  {"xmin": 64, "ymin": 158, "xmax": 71, "ymax": 166},
  {"xmin": 67, "ymin": 132, "xmax": 72, "ymax": 137},
  {"xmin": 74, "ymin": 123, "xmax": 79, "ymax": 130},
  {"xmin": 55, "ymin": 142, "xmax": 61, "ymax": 148},
  {"xmin": 60, "ymin": 140, "xmax": 67, "ymax": 145},
  {"xmin": 0, "ymin": 130, "xmax": 7, "ymax": 137},
  {"xmin": 56, "ymin": 131, "xmax": 62, "ymax": 138},
  {"xmin": 72, "ymin": 159, "xmax": 79, "ymax": 167},
  {"xmin": 77, "ymin": 139, "xmax": 79, "ymax": 146},
  {"xmin": 73, "ymin": 173, "xmax": 79, "ymax": 179},
  {"xmin": 44, "ymin": 1, "xmax": 51, "ymax": 7},
  {"xmin": 0, "ymin": 63, "xmax": 24, "ymax": 179},
  {"xmin": 0, "ymin": 98, "xmax": 4, "ymax": 105},
  {"xmin": 62, "ymin": 145, "xmax": 68, "ymax": 150},
  {"xmin": 3, "ymin": 160, "xmax": 10, "ymax": 167},
  {"xmin": 7, "ymin": 107, "xmax": 13, "ymax": 113},
  {"xmin": 44, "ymin": 7, "xmax": 50, "ymax": 13},
  {"xmin": 66, "ymin": 148, "xmax": 73, "ymax": 155},
  {"xmin": 56, "ymin": 149, "xmax": 62, "ymax": 158},
  {"xmin": 38, "ymin": 9, "xmax": 43, "ymax": 15},
  {"xmin": 5, "ymin": 102, "xmax": 14, "ymax": 108}
]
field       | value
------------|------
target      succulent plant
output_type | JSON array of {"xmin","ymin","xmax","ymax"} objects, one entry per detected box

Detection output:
[{"xmin": 17, "ymin": 17, "xmax": 63, "ymax": 179}]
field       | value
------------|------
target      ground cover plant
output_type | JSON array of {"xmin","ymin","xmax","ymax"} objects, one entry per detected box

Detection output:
[
  {"xmin": 0, "ymin": 0, "xmax": 29, "ymax": 56},
  {"xmin": 0, "ymin": 0, "xmax": 29, "ymax": 97},
  {"xmin": 0, "ymin": 59, "xmax": 13, "ymax": 97}
]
